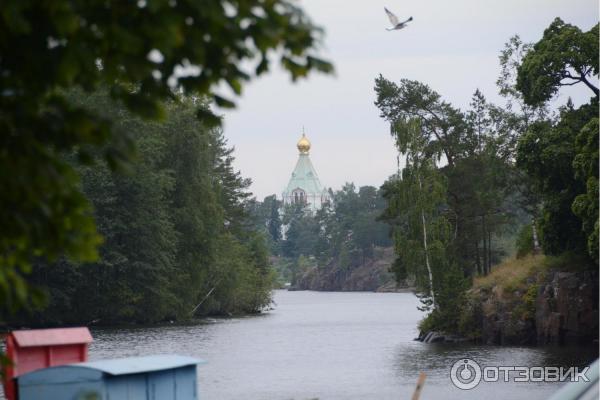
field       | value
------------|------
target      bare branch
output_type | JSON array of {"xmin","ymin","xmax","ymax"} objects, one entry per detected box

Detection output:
[{"xmin": 560, "ymin": 80, "xmax": 585, "ymax": 87}]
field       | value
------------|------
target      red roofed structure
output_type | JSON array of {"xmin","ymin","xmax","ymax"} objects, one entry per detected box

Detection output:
[{"xmin": 3, "ymin": 327, "xmax": 92, "ymax": 400}]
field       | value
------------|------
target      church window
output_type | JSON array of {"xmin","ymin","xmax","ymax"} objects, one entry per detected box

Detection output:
[{"xmin": 292, "ymin": 189, "xmax": 306, "ymax": 205}]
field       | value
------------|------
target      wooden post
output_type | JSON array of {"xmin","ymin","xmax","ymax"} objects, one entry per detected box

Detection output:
[{"xmin": 411, "ymin": 372, "xmax": 427, "ymax": 400}]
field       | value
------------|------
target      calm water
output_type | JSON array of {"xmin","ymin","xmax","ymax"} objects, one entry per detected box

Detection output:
[{"xmin": 86, "ymin": 290, "xmax": 597, "ymax": 400}]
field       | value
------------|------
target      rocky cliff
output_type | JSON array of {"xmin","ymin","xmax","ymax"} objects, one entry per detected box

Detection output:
[
  {"xmin": 535, "ymin": 270, "xmax": 598, "ymax": 344},
  {"xmin": 293, "ymin": 247, "xmax": 408, "ymax": 292},
  {"xmin": 461, "ymin": 256, "xmax": 599, "ymax": 345}
]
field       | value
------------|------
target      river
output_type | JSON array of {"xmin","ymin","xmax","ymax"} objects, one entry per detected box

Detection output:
[{"xmin": 85, "ymin": 290, "xmax": 598, "ymax": 400}]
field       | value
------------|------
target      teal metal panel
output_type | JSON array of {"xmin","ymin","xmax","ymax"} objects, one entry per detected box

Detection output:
[
  {"xmin": 175, "ymin": 366, "xmax": 197, "ymax": 399},
  {"xmin": 106, "ymin": 376, "xmax": 128, "ymax": 399},
  {"xmin": 18, "ymin": 379, "xmax": 105, "ymax": 400},
  {"xmin": 17, "ymin": 354, "xmax": 205, "ymax": 400},
  {"xmin": 107, "ymin": 374, "xmax": 148, "ymax": 400},
  {"xmin": 149, "ymin": 369, "xmax": 175, "ymax": 400}
]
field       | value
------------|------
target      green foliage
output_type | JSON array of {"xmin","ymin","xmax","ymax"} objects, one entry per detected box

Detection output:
[
  {"xmin": 375, "ymin": 75, "xmax": 521, "ymax": 324},
  {"xmin": 457, "ymin": 298, "xmax": 482, "ymax": 340},
  {"xmin": 374, "ymin": 76, "xmax": 466, "ymax": 167},
  {"xmin": 375, "ymin": 77, "xmax": 520, "ymax": 281},
  {"xmin": 379, "ymin": 117, "xmax": 469, "ymax": 317},
  {"xmin": 418, "ymin": 270, "xmax": 468, "ymax": 333},
  {"xmin": 277, "ymin": 184, "xmax": 392, "ymax": 262},
  {"xmin": 247, "ymin": 195, "xmax": 283, "ymax": 254},
  {"xmin": 516, "ymin": 101, "xmax": 597, "ymax": 257},
  {"xmin": 516, "ymin": 18, "xmax": 599, "ymax": 105},
  {"xmin": 541, "ymin": 251, "xmax": 596, "ymax": 272},
  {"xmin": 571, "ymin": 118, "xmax": 599, "ymax": 262},
  {"xmin": 266, "ymin": 196, "xmax": 283, "ymax": 244},
  {"xmin": 0, "ymin": 0, "xmax": 331, "ymax": 315},
  {"xmin": 516, "ymin": 224, "xmax": 534, "ymax": 258},
  {"xmin": 5, "ymin": 92, "xmax": 274, "ymax": 325},
  {"xmin": 252, "ymin": 184, "xmax": 392, "ymax": 283},
  {"xmin": 280, "ymin": 203, "xmax": 320, "ymax": 260},
  {"xmin": 519, "ymin": 284, "xmax": 538, "ymax": 321},
  {"xmin": 203, "ymin": 232, "xmax": 274, "ymax": 315},
  {"xmin": 497, "ymin": 35, "xmax": 550, "ymax": 126},
  {"xmin": 514, "ymin": 17, "xmax": 598, "ymax": 264}
]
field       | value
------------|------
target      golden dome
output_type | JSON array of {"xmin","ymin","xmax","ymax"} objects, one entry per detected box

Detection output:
[{"xmin": 297, "ymin": 133, "xmax": 311, "ymax": 154}]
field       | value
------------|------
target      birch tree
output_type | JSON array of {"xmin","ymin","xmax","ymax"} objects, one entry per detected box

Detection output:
[{"xmin": 380, "ymin": 118, "xmax": 451, "ymax": 311}]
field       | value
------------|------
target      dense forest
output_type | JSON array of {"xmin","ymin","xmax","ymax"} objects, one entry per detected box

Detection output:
[
  {"xmin": 0, "ymin": 0, "xmax": 332, "ymax": 327},
  {"xmin": 7, "ymin": 106, "xmax": 397, "ymax": 326},
  {"xmin": 3, "ymin": 91, "xmax": 275, "ymax": 326},
  {"xmin": 375, "ymin": 18, "xmax": 598, "ymax": 332},
  {"xmin": 249, "ymin": 184, "xmax": 392, "ymax": 286}
]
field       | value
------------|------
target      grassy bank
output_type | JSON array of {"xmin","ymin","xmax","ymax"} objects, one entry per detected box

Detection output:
[
  {"xmin": 474, "ymin": 254, "xmax": 546, "ymax": 292},
  {"xmin": 475, "ymin": 252, "xmax": 594, "ymax": 292}
]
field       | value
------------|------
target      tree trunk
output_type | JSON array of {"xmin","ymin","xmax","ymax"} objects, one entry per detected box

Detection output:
[
  {"xmin": 579, "ymin": 72, "xmax": 600, "ymax": 97},
  {"xmin": 453, "ymin": 211, "xmax": 458, "ymax": 240},
  {"xmin": 481, "ymin": 215, "xmax": 487, "ymax": 275},
  {"xmin": 421, "ymin": 208, "xmax": 435, "ymax": 308},
  {"xmin": 531, "ymin": 217, "xmax": 541, "ymax": 254},
  {"xmin": 418, "ymin": 174, "xmax": 435, "ymax": 308},
  {"xmin": 487, "ymin": 230, "xmax": 492, "ymax": 274},
  {"xmin": 474, "ymin": 241, "xmax": 482, "ymax": 275}
]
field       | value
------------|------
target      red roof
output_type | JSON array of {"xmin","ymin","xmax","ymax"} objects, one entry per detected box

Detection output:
[{"xmin": 11, "ymin": 327, "xmax": 93, "ymax": 347}]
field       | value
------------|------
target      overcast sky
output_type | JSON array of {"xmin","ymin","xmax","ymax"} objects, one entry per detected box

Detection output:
[{"xmin": 221, "ymin": 0, "xmax": 599, "ymax": 201}]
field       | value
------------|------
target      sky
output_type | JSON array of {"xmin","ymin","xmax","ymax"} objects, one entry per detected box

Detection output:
[{"xmin": 220, "ymin": 0, "xmax": 599, "ymax": 201}]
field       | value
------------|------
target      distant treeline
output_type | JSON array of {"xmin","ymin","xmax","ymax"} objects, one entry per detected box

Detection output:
[
  {"xmin": 5, "ymin": 91, "xmax": 274, "ymax": 326},
  {"xmin": 249, "ymin": 184, "xmax": 393, "ymax": 284}
]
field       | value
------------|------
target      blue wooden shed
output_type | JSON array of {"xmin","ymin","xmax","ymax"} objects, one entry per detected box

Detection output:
[{"xmin": 17, "ymin": 354, "xmax": 206, "ymax": 400}]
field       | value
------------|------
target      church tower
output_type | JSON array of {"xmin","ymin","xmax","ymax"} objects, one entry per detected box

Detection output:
[{"xmin": 282, "ymin": 132, "xmax": 330, "ymax": 211}]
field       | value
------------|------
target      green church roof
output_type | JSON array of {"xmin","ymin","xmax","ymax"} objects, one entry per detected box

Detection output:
[{"xmin": 283, "ymin": 153, "xmax": 326, "ymax": 196}]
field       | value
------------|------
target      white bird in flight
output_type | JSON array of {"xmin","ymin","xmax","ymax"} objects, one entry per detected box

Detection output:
[{"xmin": 384, "ymin": 7, "xmax": 413, "ymax": 31}]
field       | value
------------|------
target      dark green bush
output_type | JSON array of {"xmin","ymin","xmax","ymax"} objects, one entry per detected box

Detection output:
[{"xmin": 516, "ymin": 224, "xmax": 534, "ymax": 258}]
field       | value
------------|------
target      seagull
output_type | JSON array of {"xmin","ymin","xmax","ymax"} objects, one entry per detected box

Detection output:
[{"xmin": 384, "ymin": 7, "xmax": 413, "ymax": 31}]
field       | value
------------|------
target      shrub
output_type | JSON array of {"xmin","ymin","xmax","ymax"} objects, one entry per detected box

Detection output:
[{"xmin": 516, "ymin": 224, "xmax": 534, "ymax": 258}]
